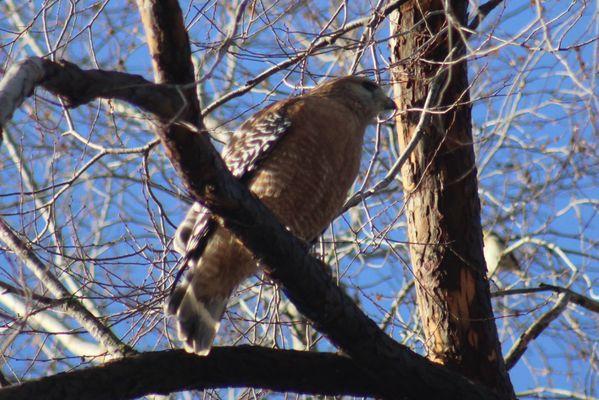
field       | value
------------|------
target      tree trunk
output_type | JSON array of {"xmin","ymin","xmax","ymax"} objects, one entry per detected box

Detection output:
[{"xmin": 389, "ymin": 1, "xmax": 515, "ymax": 398}]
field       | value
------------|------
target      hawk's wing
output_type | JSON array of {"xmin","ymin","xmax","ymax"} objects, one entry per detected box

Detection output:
[
  {"xmin": 172, "ymin": 100, "xmax": 294, "ymax": 267},
  {"xmin": 222, "ymin": 101, "xmax": 293, "ymax": 181}
]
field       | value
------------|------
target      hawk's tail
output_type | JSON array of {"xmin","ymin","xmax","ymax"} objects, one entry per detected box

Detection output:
[{"xmin": 165, "ymin": 277, "xmax": 228, "ymax": 355}]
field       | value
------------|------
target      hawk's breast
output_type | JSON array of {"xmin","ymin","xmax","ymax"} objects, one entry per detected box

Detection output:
[{"xmin": 249, "ymin": 99, "xmax": 365, "ymax": 241}]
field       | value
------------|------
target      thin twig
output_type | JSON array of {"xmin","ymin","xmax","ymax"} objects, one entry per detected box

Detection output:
[
  {"xmin": 0, "ymin": 217, "xmax": 132, "ymax": 357},
  {"xmin": 492, "ymin": 284, "xmax": 599, "ymax": 314},
  {"xmin": 201, "ymin": 0, "xmax": 410, "ymax": 116}
]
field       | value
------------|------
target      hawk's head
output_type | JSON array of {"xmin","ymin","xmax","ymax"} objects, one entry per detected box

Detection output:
[{"xmin": 311, "ymin": 75, "xmax": 396, "ymax": 121}]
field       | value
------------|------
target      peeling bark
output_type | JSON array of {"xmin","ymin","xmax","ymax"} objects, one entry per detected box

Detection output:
[{"xmin": 389, "ymin": 1, "xmax": 515, "ymax": 398}]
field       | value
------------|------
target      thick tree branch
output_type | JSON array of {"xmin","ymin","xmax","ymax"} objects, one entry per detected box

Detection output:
[
  {"xmin": 0, "ymin": 57, "xmax": 45, "ymax": 130},
  {"xmin": 0, "ymin": 58, "xmax": 195, "ymax": 135},
  {"xmin": 0, "ymin": 347, "xmax": 378, "ymax": 400},
  {"xmin": 468, "ymin": 0, "xmax": 504, "ymax": 32},
  {"xmin": 0, "ymin": 281, "xmax": 57, "ymax": 306}
]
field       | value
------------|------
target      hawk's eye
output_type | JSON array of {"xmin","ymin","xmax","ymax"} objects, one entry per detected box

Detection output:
[{"xmin": 361, "ymin": 81, "xmax": 379, "ymax": 91}]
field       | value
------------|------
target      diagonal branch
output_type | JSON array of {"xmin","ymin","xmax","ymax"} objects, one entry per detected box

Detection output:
[
  {"xmin": 538, "ymin": 284, "xmax": 599, "ymax": 313},
  {"xmin": 0, "ymin": 292, "xmax": 105, "ymax": 358},
  {"xmin": 493, "ymin": 283, "xmax": 598, "ymax": 369},
  {"xmin": 504, "ymin": 293, "xmax": 570, "ymax": 370},
  {"xmin": 0, "ymin": 58, "xmax": 188, "ymax": 129}
]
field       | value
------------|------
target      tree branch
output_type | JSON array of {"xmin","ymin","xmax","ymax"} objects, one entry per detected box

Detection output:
[
  {"xmin": 492, "ymin": 284, "xmax": 599, "ymax": 314},
  {"xmin": 0, "ymin": 281, "xmax": 57, "ymax": 306},
  {"xmin": 504, "ymin": 293, "xmax": 570, "ymax": 370},
  {"xmin": 468, "ymin": 0, "xmax": 504, "ymax": 32},
  {"xmin": 538, "ymin": 284, "xmax": 599, "ymax": 313},
  {"xmin": 0, "ymin": 218, "xmax": 132, "ymax": 357},
  {"xmin": 0, "ymin": 292, "xmax": 105, "ymax": 358},
  {"xmin": 0, "ymin": 347, "xmax": 379, "ymax": 400}
]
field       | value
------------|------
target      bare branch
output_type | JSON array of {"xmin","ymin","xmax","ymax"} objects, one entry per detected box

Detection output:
[
  {"xmin": 492, "ymin": 284, "xmax": 599, "ymax": 314},
  {"xmin": 468, "ymin": 0, "xmax": 504, "ymax": 32},
  {"xmin": 202, "ymin": 0, "xmax": 410, "ymax": 116},
  {"xmin": 0, "ymin": 292, "xmax": 105, "ymax": 358},
  {"xmin": 0, "ymin": 218, "xmax": 132, "ymax": 357},
  {"xmin": 504, "ymin": 293, "xmax": 571, "ymax": 370},
  {"xmin": 0, "ymin": 58, "xmax": 45, "ymax": 129}
]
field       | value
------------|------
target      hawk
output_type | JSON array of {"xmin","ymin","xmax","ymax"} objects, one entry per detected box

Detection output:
[{"xmin": 167, "ymin": 76, "xmax": 396, "ymax": 354}]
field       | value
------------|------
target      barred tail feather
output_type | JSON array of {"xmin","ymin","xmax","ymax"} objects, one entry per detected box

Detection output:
[{"xmin": 166, "ymin": 279, "xmax": 228, "ymax": 355}]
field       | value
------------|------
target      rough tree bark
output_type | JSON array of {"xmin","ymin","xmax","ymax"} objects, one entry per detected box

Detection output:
[{"xmin": 389, "ymin": 1, "xmax": 515, "ymax": 398}]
